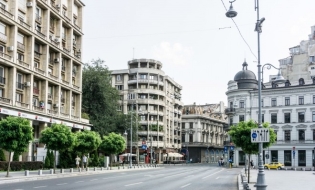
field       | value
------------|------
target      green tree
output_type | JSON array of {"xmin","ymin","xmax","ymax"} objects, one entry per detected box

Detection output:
[
  {"xmin": 74, "ymin": 130, "xmax": 102, "ymax": 168},
  {"xmin": 0, "ymin": 116, "xmax": 33, "ymax": 177},
  {"xmin": 13, "ymin": 152, "xmax": 20, "ymax": 161},
  {"xmin": 39, "ymin": 124, "xmax": 76, "ymax": 173},
  {"xmin": 82, "ymin": 59, "xmax": 120, "ymax": 136},
  {"xmin": 228, "ymin": 120, "xmax": 276, "ymax": 183},
  {"xmin": 48, "ymin": 150, "xmax": 54, "ymax": 168},
  {"xmin": 44, "ymin": 153, "xmax": 50, "ymax": 168},
  {"xmin": 0, "ymin": 149, "xmax": 6, "ymax": 161},
  {"xmin": 99, "ymin": 132, "xmax": 126, "ymax": 169}
]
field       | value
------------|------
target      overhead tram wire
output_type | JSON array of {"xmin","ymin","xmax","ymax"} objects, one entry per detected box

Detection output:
[{"xmin": 220, "ymin": 0, "xmax": 257, "ymax": 60}]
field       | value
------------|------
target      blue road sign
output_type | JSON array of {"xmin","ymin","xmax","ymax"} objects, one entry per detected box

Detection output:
[
  {"xmin": 230, "ymin": 146, "xmax": 235, "ymax": 151},
  {"xmin": 142, "ymin": 144, "xmax": 147, "ymax": 150},
  {"xmin": 252, "ymin": 133, "xmax": 257, "ymax": 139},
  {"xmin": 224, "ymin": 146, "xmax": 228, "ymax": 150},
  {"xmin": 224, "ymin": 149, "xmax": 228, "ymax": 153}
]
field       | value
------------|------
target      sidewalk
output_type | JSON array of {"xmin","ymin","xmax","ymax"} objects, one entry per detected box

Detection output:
[
  {"xmin": 0, "ymin": 165, "xmax": 161, "ymax": 184},
  {"xmin": 239, "ymin": 168, "xmax": 315, "ymax": 190}
]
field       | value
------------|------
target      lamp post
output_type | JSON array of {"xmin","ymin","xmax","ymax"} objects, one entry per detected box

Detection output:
[
  {"xmin": 226, "ymin": 1, "xmax": 283, "ymax": 189},
  {"xmin": 124, "ymin": 130, "xmax": 128, "ymax": 165}
]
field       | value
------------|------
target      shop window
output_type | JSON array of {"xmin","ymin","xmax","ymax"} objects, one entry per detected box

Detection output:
[
  {"xmin": 298, "ymin": 150, "xmax": 306, "ymax": 166},
  {"xmin": 284, "ymin": 113, "xmax": 290, "ymax": 123}
]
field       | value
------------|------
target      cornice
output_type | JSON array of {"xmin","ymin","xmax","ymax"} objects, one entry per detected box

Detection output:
[
  {"xmin": 270, "ymin": 125, "xmax": 279, "ymax": 129},
  {"xmin": 282, "ymin": 124, "xmax": 293, "ymax": 129},
  {"xmin": 295, "ymin": 124, "xmax": 307, "ymax": 129},
  {"xmin": 310, "ymin": 124, "xmax": 315, "ymax": 129}
]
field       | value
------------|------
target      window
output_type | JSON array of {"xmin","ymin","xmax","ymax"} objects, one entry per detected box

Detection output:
[
  {"xmin": 310, "ymin": 56, "xmax": 315, "ymax": 62},
  {"xmin": 313, "ymin": 130, "xmax": 315, "ymax": 140},
  {"xmin": 16, "ymin": 93, "xmax": 23, "ymax": 102},
  {"xmin": 0, "ymin": 66, "xmax": 4, "ymax": 84},
  {"xmin": 240, "ymin": 101, "xmax": 244, "ymax": 108},
  {"xmin": 271, "ymin": 113, "xmax": 277, "ymax": 123},
  {"xmin": 16, "ymin": 73, "xmax": 23, "ymax": 89},
  {"xmin": 313, "ymin": 95, "xmax": 315, "ymax": 104},
  {"xmin": 271, "ymin": 150, "xmax": 278, "ymax": 162},
  {"xmin": 298, "ymin": 150, "xmax": 306, "ymax": 167},
  {"xmin": 298, "ymin": 96, "xmax": 304, "ymax": 105},
  {"xmin": 0, "ymin": 45, "xmax": 4, "ymax": 53},
  {"xmin": 34, "ymin": 43, "xmax": 40, "ymax": 53},
  {"xmin": 299, "ymin": 78, "xmax": 305, "ymax": 85},
  {"xmin": 229, "ymin": 117, "xmax": 233, "ymax": 125},
  {"xmin": 17, "ymin": 33, "xmax": 24, "ymax": 44},
  {"xmin": 284, "ymin": 150, "xmax": 292, "ymax": 166},
  {"xmin": 189, "ymin": 122, "xmax": 193, "ymax": 129},
  {"xmin": 285, "ymin": 97, "xmax": 290, "ymax": 106},
  {"xmin": 34, "ymin": 61, "xmax": 39, "ymax": 68},
  {"xmin": 35, "ymin": 7, "xmax": 41, "ymax": 18},
  {"xmin": 239, "ymin": 115, "xmax": 244, "ymax": 122},
  {"xmin": 313, "ymin": 111, "xmax": 315, "ymax": 122},
  {"xmin": 284, "ymin": 113, "xmax": 290, "ymax": 123},
  {"xmin": 181, "ymin": 134, "xmax": 185, "ymax": 142},
  {"xmin": 17, "ymin": 53, "xmax": 24, "ymax": 61},
  {"xmin": 139, "ymin": 74, "xmax": 147, "ymax": 79},
  {"xmin": 0, "ymin": 88, "xmax": 3, "ymax": 97},
  {"xmin": 271, "ymin": 98, "xmax": 277, "ymax": 107},
  {"xmin": 116, "ymin": 105, "xmax": 122, "ymax": 111},
  {"xmin": 116, "ymin": 75, "xmax": 121, "ymax": 81},
  {"xmin": 0, "ymin": 22, "xmax": 5, "ymax": 34},
  {"xmin": 284, "ymin": 130, "xmax": 290, "ymax": 141},
  {"xmin": 261, "ymin": 114, "xmax": 264, "ymax": 123},
  {"xmin": 298, "ymin": 130, "xmax": 305, "ymax": 141},
  {"xmin": 115, "ymin": 85, "xmax": 123, "ymax": 90},
  {"xmin": 298, "ymin": 112, "xmax": 305, "ymax": 122},
  {"xmin": 189, "ymin": 133, "xmax": 193, "ymax": 143}
]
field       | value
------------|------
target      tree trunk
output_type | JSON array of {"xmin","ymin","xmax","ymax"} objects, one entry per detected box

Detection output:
[
  {"xmin": 248, "ymin": 154, "xmax": 251, "ymax": 183},
  {"xmin": 6, "ymin": 151, "xmax": 12, "ymax": 177},
  {"xmin": 54, "ymin": 150, "xmax": 57, "ymax": 174}
]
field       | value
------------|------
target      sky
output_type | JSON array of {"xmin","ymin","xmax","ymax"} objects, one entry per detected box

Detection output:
[{"xmin": 81, "ymin": 0, "xmax": 315, "ymax": 106}]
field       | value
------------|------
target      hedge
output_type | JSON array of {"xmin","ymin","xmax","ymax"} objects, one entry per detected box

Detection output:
[{"xmin": 0, "ymin": 161, "xmax": 44, "ymax": 171}]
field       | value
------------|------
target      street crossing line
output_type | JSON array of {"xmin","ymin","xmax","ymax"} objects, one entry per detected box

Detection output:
[
  {"xmin": 202, "ymin": 169, "xmax": 225, "ymax": 179},
  {"xmin": 57, "ymin": 183, "xmax": 68, "ymax": 185},
  {"xmin": 75, "ymin": 181, "xmax": 84, "ymax": 183},
  {"xmin": 180, "ymin": 183, "xmax": 191, "ymax": 188},
  {"xmin": 125, "ymin": 182, "xmax": 143, "ymax": 186},
  {"xmin": 33, "ymin": 186, "xmax": 47, "ymax": 189}
]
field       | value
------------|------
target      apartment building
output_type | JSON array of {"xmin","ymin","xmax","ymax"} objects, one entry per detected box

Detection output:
[
  {"xmin": 111, "ymin": 59, "xmax": 184, "ymax": 164},
  {"xmin": 181, "ymin": 102, "xmax": 228, "ymax": 163},
  {"xmin": 0, "ymin": 0, "xmax": 90, "ymax": 161}
]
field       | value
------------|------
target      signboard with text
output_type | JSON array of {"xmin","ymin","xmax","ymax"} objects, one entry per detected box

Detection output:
[{"xmin": 251, "ymin": 128, "xmax": 270, "ymax": 143}]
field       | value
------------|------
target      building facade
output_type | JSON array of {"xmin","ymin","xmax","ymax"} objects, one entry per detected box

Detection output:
[
  {"xmin": 181, "ymin": 102, "xmax": 228, "ymax": 163},
  {"xmin": 0, "ymin": 0, "xmax": 90, "ymax": 161},
  {"xmin": 111, "ymin": 59, "xmax": 184, "ymax": 164},
  {"xmin": 226, "ymin": 60, "xmax": 315, "ymax": 168}
]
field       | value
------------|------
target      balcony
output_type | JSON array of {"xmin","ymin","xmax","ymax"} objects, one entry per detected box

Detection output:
[
  {"xmin": 0, "ymin": 52, "xmax": 12, "ymax": 61},
  {"xmin": 225, "ymin": 108, "xmax": 236, "ymax": 115},
  {"xmin": 0, "ymin": 77, "xmax": 5, "ymax": 85},
  {"xmin": 17, "ymin": 42, "xmax": 25, "ymax": 52},
  {"xmin": 33, "ymin": 105, "xmax": 44, "ymax": 112},
  {"xmin": 74, "ymin": 23, "xmax": 81, "ymax": 31},
  {"xmin": 18, "ymin": 17, "xmax": 31, "ymax": 31},
  {"xmin": 0, "ymin": 7, "xmax": 14, "ymax": 20},
  {"xmin": 34, "ymin": 51, "xmax": 41, "ymax": 59},
  {"xmin": 33, "ymin": 87, "xmax": 39, "ymax": 95},
  {"xmin": 34, "ymin": 67, "xmax": 45, "ymax": 75},
  {"xmin": 15, "ymin": 101, "xmax": 29, "ymax": 109},
  {"xmin": 49, "ymin": 73, "xmax": 58, "ymax": 80},
  {"xmin": 62, "ymin": 80, "xmax": 69, "ymax": 85},
  {"xmin": 50, "ymin": 38, "xmax": 59, "ymax": 47},
  {"xmin": 35, "ymin": 14, "xmax": 41, "ymax": 24},
  {"xmin": 16, "ymin": 60, "xmax": 30, "ymax": 69},
  {"xmin": 73, "ymin": 84, "xmax": 80, "ymax": 90},
  {"xmin": 274, "ymin": 140, "xmax": 315, "ymax": 144},
  {"xmin": 0, "ymin": 97, "xmax": 11, "ymax": 104},
  {"xmin": 63, "ymin": 47, "xmax": 70, "ymax": 54},
  {"xmin": 35, "ymin": 29, "xmax": 46, "ymax": 40},
  {"xmin": 0, "ymin": 32, "xmax": 7, "ymax": 43},
  {"xmin": 60, "ymin": 112, "xmax": 69, "ymax": 118},
  {"xmin": 16, "ymin": 82, "xmax": 24, "ymax": 90},
  {"xmin": 47, "ymin": 109, "xmax": 57, "ymax": 115},
  {"xmin": 71, "ymin": 115, "xmax": 79, "ymax": 120},
  {"xmin": 62, "ymin": 12, "xmax": 71, "ymax": 22}
]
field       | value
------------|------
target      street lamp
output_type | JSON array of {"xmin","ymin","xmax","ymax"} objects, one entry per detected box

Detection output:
[
  {"xmin": 128, "ymin": 103, "xmax": 142, "ymax": 168},
  {"xmin": 225, "ymin": 1, "xmax": 284, "ymax": 189}
]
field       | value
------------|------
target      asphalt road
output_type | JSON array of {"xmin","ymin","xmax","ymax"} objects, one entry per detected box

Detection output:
[{"xmin": 0, "ymin": 164, "xmax": 242, "ymax": 190}]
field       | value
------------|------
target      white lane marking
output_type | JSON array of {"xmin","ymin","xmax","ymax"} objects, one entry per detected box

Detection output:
[
  {"xmin": 163, "ymin": 171, "xmax": 189, "ymax": 178},
  {"xmin": 75, "ymin": 181, "xmax": 84, "ymax": 183},
  {"xmin": 90, "ymin": 179, "xmax": 98, "ymax": 181},
  {"xmin": 181, "ymin": 183, "xmax": 191, "ymax": 188},
  {"xmin": 184, "ymin": 175, "xmax": 194, "ymax": 178},
  {"xmin": 202, "ymin": 169, "xmax": 225, "ymax": 179},
  {"xmin": 144, "ymin": 175, "xmax": 152, "ymax": 177},
  {"xmin": 125, "ymin": 182, "xmax": 143, "ymax": 186},
  {"xmin": 33, "ymin": 186, "xmax": 47, "ymax": 189},
  {"xmin": 57, "ymin": 183, "xmax": 68, "ymax": 185},
  {"xmin": 216, "ymin": 177, "xmax": 220, "ymax": 179},
  {"xmin": 14, "ymin": 189, "xmax": 24, "ymax": 190}
]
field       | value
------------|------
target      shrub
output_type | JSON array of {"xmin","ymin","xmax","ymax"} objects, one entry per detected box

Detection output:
[
  {"xmin": 0, "ymin": 149, "xmax": 5, "ymax": 161},
  {"xmin": 13, "ymin": 152, "xmax": 20, "ymax": 161},
  {"xmin": 0, "ymin": 161, "xmax": 43, "ymax": 171},
  {"xmin": 49, "ymin": 150, "xmax": 54, "ymax": 168}
]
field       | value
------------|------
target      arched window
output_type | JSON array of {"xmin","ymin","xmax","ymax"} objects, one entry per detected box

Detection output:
[{"xmin": 299, "ymin": 78, "xmax": 305, "ymax": 85}]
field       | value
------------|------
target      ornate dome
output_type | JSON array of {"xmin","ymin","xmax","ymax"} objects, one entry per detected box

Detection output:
[{"xmin": 233, "ymin": 61, "xmax": 258, "ymax": 89}]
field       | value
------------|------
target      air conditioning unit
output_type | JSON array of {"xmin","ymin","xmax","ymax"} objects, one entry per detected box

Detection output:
[
  {"xmin": 55, "ymin": 37, "xmax": 60, "ymax": 43},
  {"xmin": 53, "ymin": 104, "xmax": 59, "ymax": 108},
  {"xmin": 7, "ymin": 46, "xmax": 14, "ymax": 52},
  {"xmin": 26, "ymin": 2, "xmax": 33, "ymax": 7},
  {"xmin": 54, "ymin": 58, "xmax": 60, "ymax": 63},
  {"xmin": 24, "ymin": 82, "xmax": 31, "ymax": 87}
]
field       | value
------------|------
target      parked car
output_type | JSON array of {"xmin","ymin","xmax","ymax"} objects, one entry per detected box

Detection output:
[{"xmin": 264, "ymin": 162, "xmax": 285, "ymax": 170}]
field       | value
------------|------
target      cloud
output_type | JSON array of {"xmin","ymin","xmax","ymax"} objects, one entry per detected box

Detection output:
[{"xmin": 151, "ymin": 42, "xmax": 193, "ymax": 66}]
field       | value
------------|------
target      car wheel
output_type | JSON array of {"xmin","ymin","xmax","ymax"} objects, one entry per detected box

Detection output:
[
  {"xmin": 277, "ymin": 166, "xmax": 281, "ymax": 170},
  {"xmin": 264, "ymin": 166, "xmax": 268, "ymax": 169}
]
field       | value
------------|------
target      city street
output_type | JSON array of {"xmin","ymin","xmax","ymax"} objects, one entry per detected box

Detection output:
[{"xmin": 0, "ymin": 164, "xmax": 241, "ymax": 190}]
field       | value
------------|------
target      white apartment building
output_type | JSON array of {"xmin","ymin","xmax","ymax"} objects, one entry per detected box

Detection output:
[
  {"xmin": 0, "ymin": 0, "xmax": 90, "ymax": 161},
  {"xmin": 111, "ymin": 59, "xmax": 184, "ymax": 164}
]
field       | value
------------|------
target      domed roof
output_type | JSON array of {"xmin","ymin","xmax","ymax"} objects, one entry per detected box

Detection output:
[
  {"xmin": 233, "ymin": 61, "xmax": 258, "ymax": 89},
  {"xmin": 234, "ymin": 61, "xmax": 257, "ymax": 81}
]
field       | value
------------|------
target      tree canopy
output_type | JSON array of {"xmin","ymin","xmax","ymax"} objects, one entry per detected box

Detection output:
[
  {"xmin": 74, "ymin": 130, "xmax": 102, "ymax": 156},
  {"xmin": 100, "ymin": 132, "xmax": 125, "ymax": 156},
  {"xmin": 82, "ymin": 59, "xmax": 120, "ymax": 136},
  {"xmin": 0, "ymin": 116, "xmax": 33, "ymax": 177}
]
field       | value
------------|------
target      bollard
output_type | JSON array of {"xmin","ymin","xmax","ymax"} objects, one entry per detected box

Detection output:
[
  {"xmin": 118, "ymin": 166, "xmax": 120, "ymax": 170},
  {"xmin": 303, "ymin": 168, "xmax": 305, "ymax": 171},
  {"xmin": 294, "ymin": 168, "xmax": 296, "ymax": 171},
  {"xmin": 285, "ymin": 168, "xmax": 287, "ymax": 171},
  {"xmin": 38, "ymin": 169, "xmax": 42, "ymax": 175},
  {"xmin": 79, "ymin": 168, "xmax": 82, "ymax": 172},
  {"xmin": 94, "ymin": 167, "xmax": 96, "ymax": 171},
  {"xmin": 101, "ymin": 167, "xmax": 103, "ymax": 171},
  {"xmin": 60, "ymin": 169, "xmax": 64, "ymax": 174},
  {"xmin": 50, "ymin": 169, "xmax": 54, "ymax": 174},
  {"xmin": 70, "ymin": 168, "xmax": 73, "ymax": 173},
  {"xmin": 86, "ymin": 167, "xmax": 89, "ymax": 171},
  {"xmin": 107, "ymin": 167, "xmax": 109, "ymax": 170},
  {"xmin": 25, "ymin": 170, "xmax": 29, "ymax": 176}
]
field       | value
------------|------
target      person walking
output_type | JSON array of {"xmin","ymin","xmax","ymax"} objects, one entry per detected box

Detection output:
[
  {"xmin": 250, "ymin": 160, "xmax": 254, "ymax": 169},
  {"xmin": 83, "ymin": 154, "xmax": 88, "ymax": 170},
  {"xmin": 75, "ymin": 155, "xmax": 81, "ymax": 170}
]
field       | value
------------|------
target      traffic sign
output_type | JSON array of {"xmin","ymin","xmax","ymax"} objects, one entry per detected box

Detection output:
[
  {"xmin": 224, "ymin": 146, "xmax": 228, "ymax": 150},
  {"xmin": 230, "ymin": 146, "xmax": 234, "ymax": 151},
  {"xmin": 141, "ymin": 144, "xmax": 147, "ymax": 150},
  {"xmin": 251, "ymin": 128, "xmax": 270, "ymax": 143}
]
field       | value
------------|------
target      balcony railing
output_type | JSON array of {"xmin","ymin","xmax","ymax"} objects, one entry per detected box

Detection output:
[
  {"xmin": 71, "ymin": 115, "xmax": 79, "ymax": 120},
  {"xmin": 47, "ymin": 109, "xmax": 57, "ymax": 115},
  {"xmin": 0, "ymin": 7, "xmax": 14, "ymax": 20},
  {"xmin": 16, "ymin": 82, "xmax": 24, "ymax": 90},
  {"xmin": 60, "ymin": 112, "xmax": 69, "ymax": 117},
  {"xmin": 225, "ymin": 108, "xmax": 236, "ymax": 114},
  {"xmin": 63, "ymin": 47, "xmax": 70, "ymax": 54},
  {"xmin": 0, "ymin": 76, "xmax": 5, "ymax": 84},
  {"xmin": 74, "ymin": 23, "xmax": 81, "ymax": 31},
  {"xmin": 62, "ymin": 80, "xmax": 69, "ymax": 85},
  {"xmin": 34, "ymin": 67, "xmax": 45, "ymax": 75},
  {"xmin": 50, "ymin": 38, "xmax": 59, "ymax": 47},
  {"xmin": 73, "ymin": 84, "xmax": 80, "ymax": 90},
  {"xmin": 17, "ymin": 59, "xmax": 30, "ymax": 68},
  {"xmin": 0, "ymin": 52, "xmax": 12, "ymax": 61},
  {"xmin": 49, "ymin": 73, "xmax": 58, "ymax": 80},
  {"xmin": 18, "ymin": 18, "xmax": 31, "ymax": 31},
  {"xmin": 62, "ymin": 12, "xmax": 71, "ymax": 22},
  {"xmin": 34, "ymin": 51, "xmax": 41, "ymax": 59},
  {"xmin": 33, "ymin": 87, "xmax": 39, "ymax": 95},
  {"xmin": 48, "ymin": 93, "xmax": 53, "ymax": 99},
  {"xmin": 0, "ymin": 32, "xmax": 7, "ymax": 43},
  {"xmin": 0, "ymin": 97, "xmax": 11, "ymax": 104},
  {"xmin": 17, "ymin": 42, "xmax": 25, "ymax": 51},
  {"xmin": 274, "ymin": 140, "xmax": 315, "ymax": 144},
  {"xmin": 50, "ymin": 2, "xmax": 60, "ymax": 13},
  {"xmin": 15, "ymin": 101, "xmax": 29, "ymax": 109},
  {"xmin": 33, "ymin": 105, "xmax": 44, "ymax": 112},
  {"xmin": 35, "ymin": 29, "xmax": 46, "ymax": 39}
]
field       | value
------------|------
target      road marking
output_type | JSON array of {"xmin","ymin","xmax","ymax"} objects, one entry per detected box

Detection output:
[
  {"xmin": 14, "ymin": 189, "xmax": 24, "ymax": 190},
  {"xmin": 90, "ymin": 179, "xmax": 98, "ymax": 181},
  {"xmin": 75, "ymin": 181, "xmax": 84, "ymax": 183},
  {"xmin": 184, "ymin": 175, "xmax": 194, "ymax": 178},
  {"xmin": 164, "ymin": 171, "xmax": 189, "ymax": 178},
  {"xmin": 144, "ymin": 175, "xmax": 152, "ymax": 177},
  {"xmin": 33, "ymin": 186, "xmax": 47, "ymax": 189},
  {"xmin": 216, "ymin": 177, "xmax": 220, "ymax": 179},
  {"xmin": 202, "ymin": 169, "xmax": 225, "ymax": 179},
  {"xmin": 125, "ymin": 182, "xmax": 143, "ymax": 186},
  {"xmin": 180, "ymin": 183, "xmax": 191, "ymax": 188},
  {"xmin": 57, "ymin": 183, "xmax": 67, "ymax": 185}
]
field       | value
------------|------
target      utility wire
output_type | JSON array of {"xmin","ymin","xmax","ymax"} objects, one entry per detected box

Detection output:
[{"xmin": 220, "ymin": 0, "xmax": 257, "ymax": 60}]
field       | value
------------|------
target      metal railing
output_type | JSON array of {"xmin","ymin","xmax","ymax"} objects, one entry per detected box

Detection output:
[
  {"xmin": 49, "ymin": 74, "xmax": 58, "ymax": 80},
  {"xmin": 0, "ymin": 76, "xmax": 5, "ymax": 84},
  {"xmin": 72, "ymin": 101, "xmax": 75, "ymax": 107},
  {"xmin": 17, "ymin": 60, "xmax": 30, "ymax": 68},
  {"xmin": 35, "ymin": 14, "xmax": 41, "ymax": 23},
  {"xmin": 16, "ymin": 82, "xmax": 24, "ymax": 90},
  {"xmin": 47, "ymin": 109, "xmax": 57, "ymax": 115},
  {"xmin": 17, "ymin": 42, "xmax": 25, "ymax": 51},
  {"xmin": 274, "ymin": 140, "xmax": 315, "ymax": 144},
  {"xmin": 73, "ymin": 84, "xmax": 80, "ymax": 90},
  {"xmin": 60, "ymin": 112, "xmax": 69, "ymax": 117},
  {"xmin": 0, "ymin": 7, "xmax": 14, "ymax": 20},
  {"xmin": 18, "ymin": 17, "xmax": 31, "ymax": 31},
  {"xmin": 0, "ymin": 32, "xmax": 7, "ymax": 43},
  {"xmin": 63, "ymin": 47, "xmax": 70, "ymax": 54},
  {"xmin": 34, "ymin": 51, "xmax": 41, "ymax": 59},
  {"xmin": 71, "ymin": 115, "xmax": 79, "ymax": 120},
  {"xmin": 61, "ymin": 66, "xmax": 66, "ymax": 71},
  {"xmin": 0, "ymin": 97, "xmax": 11, "ymax": 104},
  {"xmin": 0, "ymin": 52, "xmax": 12, "ymax": 61},
  {"xmin": 15, "ymin": 101, "xmax": 29, "ymax": 109}
]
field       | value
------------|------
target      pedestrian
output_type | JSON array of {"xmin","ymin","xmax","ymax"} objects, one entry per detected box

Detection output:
[
  {"xmin": 218, "ymin": 160, "xmax": 221, "ymax": 166},
  {"xmin": 75, "ymin": 155, "xmax": 81, "ymax": 170},
  {"xmin": 250, "ymin": 160, "xmax": 254, "ymax": 169},
  {"xmin": 83, "ymin": 154, "xmax": 87, "ymax": 169}
]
